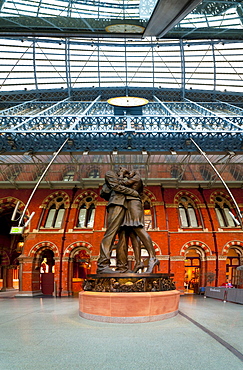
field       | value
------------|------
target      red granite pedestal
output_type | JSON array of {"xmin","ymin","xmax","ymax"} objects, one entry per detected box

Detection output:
[{"xmin": 79, "ymin": 290, "xmax": 180, "ymax": 323}]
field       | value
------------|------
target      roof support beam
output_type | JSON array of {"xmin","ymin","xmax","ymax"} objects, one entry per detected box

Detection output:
[
  {"xmin": 143, "ymin": 0, "xmax": 203, "ymax": 38},
  {"xmin": 154, "ymin": 95, "xmax": 189, "ymax": 130},
  {"xmin": 185, "ymin": 99, "xmax": 243, "ymax": 131},
  {"xmin": 0, "ymin": 100, "xmax": 37, "ymax": 116},
  {"xmin": 1, "ymin": 130, "xmax": 243, "ymax": 154},
  {"xmin": 69, "ymin": 95, "xmax": 101, "ymax": 130},
  {"xmin": 180, "ymin": 40, "xmax": 186, "ymax": 100},
  {"xmin": 7, "ymin": 97, "xmax": 71, "ymax": 131}
]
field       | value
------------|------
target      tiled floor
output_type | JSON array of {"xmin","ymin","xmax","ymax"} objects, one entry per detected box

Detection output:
[{"xmin": 0, "ymin": 291, "xmax": 242, "ymax": 370}]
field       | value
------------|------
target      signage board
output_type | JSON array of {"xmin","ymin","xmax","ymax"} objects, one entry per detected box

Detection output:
[{"xmin": 10, "ymin": 226, "xmax": 24, "ymax": 234}]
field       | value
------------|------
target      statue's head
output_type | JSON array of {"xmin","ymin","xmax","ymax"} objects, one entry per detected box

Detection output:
[{"xmin": 117, "ymin": 166, "xmax": 129, "ymax": 177}]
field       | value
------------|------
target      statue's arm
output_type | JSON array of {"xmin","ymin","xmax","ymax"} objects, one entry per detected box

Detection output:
[
  {"xmin": 105, "ymin": 172, "xmax": 139, "ymax": 197},
  {"xmin": 120, "ymin": 175, "xmax": 139, "ymax": 187}
]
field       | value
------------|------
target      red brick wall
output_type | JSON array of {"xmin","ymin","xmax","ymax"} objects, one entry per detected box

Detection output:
[{"xmin": 0, "ymin": 185, "xmax": 242, "ymax": 295}]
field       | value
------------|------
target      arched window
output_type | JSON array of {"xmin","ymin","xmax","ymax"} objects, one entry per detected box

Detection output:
[
  {"xmin": 77, "ymin": 197, "xmax": 95, "ymax": 228},
  {"xmin": 63, "ymin": 171, "xmax": 74, "ymax": 181},
  {"xmin": 226, "ymin": 248, "xmax": 241, "ymax": 286},
  {"xmin": 229, "ymin": 165, "xmax": 243, "ymax": 181},
  {"xmin": 171, "ymin": 165, "xmax": 183, "ymax": 179},
  {"xmin": 44, "ymin": 197, "xmax": 65, "ymax": 228},
  {"xmin": 88, "ymin": 168, "xmax": 99, "ymax": 178},
  {"xmin": 200, "ymin": 165, "xmax": 213, "ymax": 181},
  {"xmin": 8, "ymin": 165, "xmax": 21, "ymax": 181},
  {"xmin": 35, "ymin": 165, "xmax": 46, "ymax": 181},
  {"xmin": 215, "ymin": 196, "xmax": 237, "ymax": 227},
  {"xmin": 144, "ymin": 200, "xmax": 153, "ymax": 230},
  {"xmin": 178, "ymin": 196, "xmax": 198, "ymax": 227}
]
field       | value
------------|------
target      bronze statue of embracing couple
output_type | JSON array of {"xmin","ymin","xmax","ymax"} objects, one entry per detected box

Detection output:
[{"xmin": 97, "ymin": 167, "xmax": 159, "ymax": 274}]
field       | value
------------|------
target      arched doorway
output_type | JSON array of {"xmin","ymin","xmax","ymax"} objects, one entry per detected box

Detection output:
[
  {"xmin": 0, "ymin": 208, "xmax": 23, "ymax": 291},
  {"xmin": 72, "ymin": 249, "xmax": 91, "ymax": 295},
  {"xmin": 226, "ymin": 247, "xmax": 242, "ymax": 287},
  {"xmin": 40, "ymin": 249, "xmax": 55, "ymax": 295},
  {"xmin": 184, "ymin": 249, "xmax": 201, "ymax": 294}
]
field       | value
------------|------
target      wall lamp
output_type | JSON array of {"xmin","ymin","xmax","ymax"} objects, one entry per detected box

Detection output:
[
  {"xmin": 142, "ymin": 149, "xmax": 148, "ymax": 155},
  {"xmin": 7, "ymin": 135, "xmax": 17, "ymax": 149},
  {"xmin": 67, "ymin": 138, "xmax": 74, "ymax": 147},
  {"xmin": 112, "ymin": 148, "xmax": 118, "ymax": 155},
  {"xmin": 83, "ymin": 149, "xmax": 89, "ymax": 155},
  {"xmin": 170, "ymin": 148, "xmax": 177, "ymax": 155},
  {"xmin": 24, "ymin": 150, "xmax": 34, "ymax": 156}
]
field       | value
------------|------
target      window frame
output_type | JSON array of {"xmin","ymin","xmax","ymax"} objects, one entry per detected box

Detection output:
[
  {"xmin": 76, "ymin": 197, "xmax": 96, "ymax": 228},
  {"xmin": 178, "ymin": 196, "xmax": 199, "ymax": 228}
]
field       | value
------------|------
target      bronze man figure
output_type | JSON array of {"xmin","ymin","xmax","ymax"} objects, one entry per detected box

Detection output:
[
  {"xmin": 97, "ymin": 168, "xmax": 159, "ymax": 274},
  {"xmin": 116, "ymin": 169, "xmax": 159, "ymax": 273},
  {"xmin": 96, "ymin": 169, "xmax": 140, "ymax": 274}
]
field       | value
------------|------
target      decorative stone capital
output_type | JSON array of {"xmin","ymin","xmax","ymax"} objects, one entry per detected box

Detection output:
[
  {"xmin": 218, "ymin": 255, "xmax": 227, "ymax": 261},
  {"xmin": 152, "ymin": 201, "xmax": 164, "ymax": 206},
  {"xmin": 206, "ymin": 256, "xmax": 217, "ymax": 261},
  {"xmin": 158, "ymin": 255, "xmax": 170, "ymax": 261},
  {"xmin": 18, "ymin": 255, "xmax": 34, "ymax": 263},
  {"xmin": 90, "ymin": 256, "xmax": 99, "ymax": 262},
  {"xmin": 170, "ymin": 256, "xmax": 185, "ymax": 262}
]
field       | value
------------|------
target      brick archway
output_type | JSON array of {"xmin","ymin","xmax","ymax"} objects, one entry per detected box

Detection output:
[
  {"xmin": 72, "ymin": 190, "xmax": 99, "ymax": 208},
  {"xmin": 174, "ymin": 191, "xmax": 201, "ymax": 206},
  {"xmin": 222, "ymin": 240, "xmax": 243, "ymax": 256},
  {"xmin": 64, "ymin": 241, "xmax": 93, "ymax": 259},
  {"xmin": 180, "ymin": 240, "xmax": 212, "ymax": 257},
  {"xmin": 210, "ymin": 191, "xmax": 233, "ymax": 205},
  {"xmin": 29, "ymin": 241, "xmax": 59, "ymax": 259},
  {"xmin": 142, "ymin": 188, "xmax": 157, "ymax": 202},
  {"xmin": 0, "ymin": 197, "xmax": 29, "ymax": 229},
  {"xmin": 0, "ymin": 197, "xmax": 25, "ymax": 213},
  {"xmin": 0, "ymin": 250, "xmax": 10, "ymax": 266},
  {"xmin": 128, "ymin": 241, "xmax": 161, "ymax": 255},
  {"xmin": 40, "ymin": 191, "xmax": 70, "ymax": 209}
]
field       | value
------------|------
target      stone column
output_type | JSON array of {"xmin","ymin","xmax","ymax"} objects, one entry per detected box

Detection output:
[
  {"xmin": 158, "ymin": 255, "xmax": 170, "ymax": 273},
  {"xmin": 0, "ymin": 266, "xmax": 7, "ymax": 291},
  {"xmin": 15, "ymin": 256, "xmax": 42, "ymax": 297},
  {"xmin": 170, "ymin": 256, "xmax": 185, "ymax": 292},
  {"xmin": 205, "ymin": 255, "xmax": 217, "ymax": 286},
  {"xmin": 6, "ymin": 267, "xmax": 14, "ymax": 290},
  {"xmin": 54, "ymin": 257, "xmax": 60, "ymax": 297},
  {"xmin": 90, "ymin": 257, "xmax": 98, "ymax": 274},
  {"xmin": 218, "ymin": 255, "xmax": 227, "ymax": 286},
  {"xmin": 61, "ymin": 257, "xmax": 70, "ymax": 296}
]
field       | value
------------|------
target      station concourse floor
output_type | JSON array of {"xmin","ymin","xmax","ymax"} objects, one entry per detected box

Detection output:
[{"xmin": 0, "ymin": 292, "xmax": 242, "ymax": 370}]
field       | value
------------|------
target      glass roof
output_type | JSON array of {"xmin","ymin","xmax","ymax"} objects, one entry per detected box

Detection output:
[
  {"xmin": 0, "ymin": 1, "xmax": 243, "ymax": 39},
  {"xmin": 1, "ymin": 152, "xmax": 243, "ymax": 187},
  {"xmin": 0, "ymin": 1, "xmax": 243, "ymax": 188},
  {"xmin": 0, "ymin": 0, "xmax": 151, "ymax": 37},
  {"xmin": 167, "ymin": 0, "xmax": 243, "ymax": 39},
  {"xmin": 0, "ymin": 37, "xmax": 243, "ymax": 93}
]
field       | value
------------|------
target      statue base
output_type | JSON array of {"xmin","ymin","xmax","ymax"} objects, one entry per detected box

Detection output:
[
  {"xmin": 79, "ymin": 290, "xmax": 180, "ymax": 323},
  {"xmin": 79, "ymin": 273, "xmax": 179, "ymax": 323},
  {"xmin": 83, "ymin": 273, "xmax": 176, "ymax": 292}
]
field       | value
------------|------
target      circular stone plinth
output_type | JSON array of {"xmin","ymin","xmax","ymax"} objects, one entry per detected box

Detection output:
[{"xmin": 79, "ymin": 290, "xmax": 180, "ymax": 323}]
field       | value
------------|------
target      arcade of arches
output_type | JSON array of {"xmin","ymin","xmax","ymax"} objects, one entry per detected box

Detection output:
[{"xmin": 0, "ymin": 187, "xmax": 243, "ymax": 296}]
